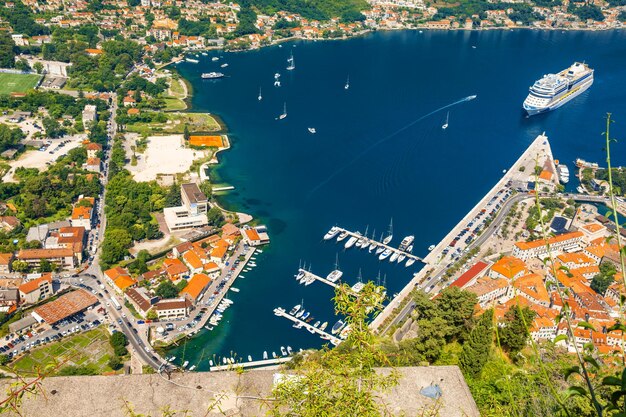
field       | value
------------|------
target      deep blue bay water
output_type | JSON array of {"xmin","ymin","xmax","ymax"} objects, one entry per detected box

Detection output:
[{"xmin": 169, "ymin": 30, "xmax": 626, "ymax": 369}]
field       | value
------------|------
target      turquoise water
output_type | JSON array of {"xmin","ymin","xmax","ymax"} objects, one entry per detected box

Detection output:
[{"xmin": 170, "ymin": 29, "xmax": 626, "ymax": 369}]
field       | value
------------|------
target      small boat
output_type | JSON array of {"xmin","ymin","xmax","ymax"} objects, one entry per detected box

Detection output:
[
  {"xmin": 296, "ymin": 309, "xmax": 305, "ymax": 318},
  {"xmin": 313, "ymin": 321, "xmax": 321, "ymax": 328},
  {"xmin": 222, "ymin": 357, "xmax": 228, "ymax": 364},
  {"xmin": 289, "ymin": 304, "xmax": 301, "ymax": 315},
  {"xmin": 307, "ymin": 326, "xmax": 316, "ymax": 334},
  {"xmin": 301, "ymin": 311, "xmax": 311, "ymax": 320},
  {"xmin": 577, "ymin": 186, "xmax": 585, "ymax": 193},
  {"xmin": 406, "ymin": 258, "xmax": 416, "ymax": 267},
  {"xmin": 286, "ymin": 52, "xmax": 295, "ymax": 71},
  {"xmin": 399, "ymin": 236, "xmax": 415, "ymax": 251},
  {"xmin": 320, "ymin": 322, "xmax": 328, "ymax": 331},
  {"xmin": 397, "ymin": 254, "xmax": 406, "ymax": 263},
  {"xmin": 287, "ymin": 346, "xmax": 293, "ymax": 354},
  {"xmin": 230, "ymin": 287, "xmax": 240, "ymax": 293},
  {"xmin": 274, "ymin": 72, "xmax": 281, "ymax": 79},
  {"xmin": 442, "ymin": 112, "xmax": 449, "ymax": 130},
  {"xmin": 209, "ymin": 360, "xmax": 214, "ymax": 366},
  {"xmin": 248, "ymin": 355, "xmax": 253, "ymax": 362},
  {"xmin": 281, "ymin": 346, "xmax": 287, "ymax": 356},
  {"xmin": 201, "ymin": 72, "xmax": 224, "ymax": 79},
  {"xmin": 272, "ymin": 352, "xmax": 277, "ymax": 359},
  {"xmin": 212, "ymin": 57, "xmax": 219, "ymax": 61},
  {"xmin": 168, "ymin": 356, "xmax": 176, "ymax": 362},
  {"xmin": 274, "ymin": 80, "xmax": 281, "ymax": 87},
  {"xmin": 379, "ymin": 248, "xmax": 392, "ymax": 261},
  {"xmin": 383, "ymin": 218, "xmax": 393, "ymax": 244},
  {"xmin": 229, "ymin": 357, "xmax": 235, "ymax": 364},
  {"xmin": 337, "ymin": 231, "xmax": 349, "ymax": 241},
  {"xmin": 182, "ymin": 361, "xmax": 189, "ymax": 368},
  {"xmin": 263, "ymin": 351, "xmax": 268, "ymax": 360},
  {"xmin": 308, "ymin": 127, "xmax": 316, "ymax": 134},
  {"xmin": 428, "ymin": 244, "xmax": 435, "ymax": 251},
  {"xmin": 278, "ymin": 102, "xmax": 287, "ymax": 120},
  {"xmin": 204, "ymin": 325, "xmax": 214, "ymax": 330},
  {"xmin": 327, "ymin": 254, "xmax": 343, "ymax": 283},
  {"xmin": 331, "ymin": 320, "xmax": 345, "ymax": 334},
  {"xmin": 185, "ymin": 58, "xmax": 199, "ymax": 63},
  {"xmin": 368, "ymin": 230, "xmax": 378, "ymax": 252},
  {"xmin": 189, "ymin": 365, "xmax": 196, "ymax": 371},
  {"xmin": 220, "ymin": 63, "xmax": 229, "ymax": 68},
  {"xmin": 344, "ymin": 75, "xmax": 350, "ymax": 90},
  {"xmin": 258, "ymin": 87, "xmax": 262, "ymax": 101},
  {"xmin": 324, "ymin": 226, "xmax": 340, "ymax": 240},
  {"xmin": 293, "ymin": 322, "xmax": 303, "ymax": 329}
]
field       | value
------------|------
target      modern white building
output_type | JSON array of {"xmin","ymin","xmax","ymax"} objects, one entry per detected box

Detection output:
[{"xmin": 164, "ymin": 183, "xmax": 209, "ymax": 231}]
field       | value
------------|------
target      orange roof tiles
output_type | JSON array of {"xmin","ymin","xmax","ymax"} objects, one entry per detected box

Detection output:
[
  {"xmin": 189, "ymin": 135, "xmax": 224, "ymax": 148},
  {"xmin": 0, "ymin": 253, "xmax": 12, "ymax": 265},
  {"xmin": 513, "ymin": 273, "xmax": 550, "ymax": 303},
  {"xmin": 539, "ymin": 170, "xmax": 552, "ymax": 181},
  {"xmin": 557, "ymin": 252, "xmax": 593, "ymax": 265},
  {"xmin": 114, "ymin": 275, "xmax": 137, "ymax": 291},
  {"xmin": 583, "ymin": 223, "xmax": 605, "ymax": 233},
  {"xmin": 205, "ymin": 261, "xmax": 220, "ymax": 272},
  {"xmin": 245, "ymin": 228, "xmax": 260, "ymax": 242},
  {"xmin": 33, "ymin": 290, "xmax": 97, "ymax": 324},
  {"xmin": 210, "ymin": 245, "xmax": 227, "ymax": 259},
  {"xmin": 180, "ymin": 273, "xmax": 211, "ymax": 301},
  {"xmin": 451, "ymin": 261, "xmax": 489, "ymax": 288},
  {"xmin": 19, "ymin": 274, "xmax": 52, "ymax": 294},
  {"xmin": 127, "ymin": 108, "xmax": 140, "ymax": 115},
  {"xmin": 104, "ymin": 266, "xmax": 128, "ymax": 281},
  {"xmin": 164, "ymin": 258, "xmax": 188, "ymax": 278},
  {"xmin": 72, "ymin": 205, "xmax": 92, "ymax": 220},
  {"xmin": 490, "ymin": 256, "xmax": 527, "ymax": 280},
  {"xmin": 85, "ymin": 48, "xmax": 103, "ymax": 54},
  {"xmin": 515, "ymin": 231, "xmax": 584, "ymax": 251},
  {"xmin": 183, "ymin": 250, "xmax": 203, "ymax": 270}
]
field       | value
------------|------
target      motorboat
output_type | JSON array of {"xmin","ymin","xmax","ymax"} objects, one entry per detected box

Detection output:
[
  {"xmin": 308, "ymin": 128, "xmax": 316, "ymax": 134},
  {"xmin": 324, "ymin": 226, "xmax": 340, "ymax": 240},
  {"xmin": 379, "ymin": 249, "xmax": 392, "ymax": 261},
  {"xmin": 337, "ymin": 231, "xmax": 349, "ymax": 241}
]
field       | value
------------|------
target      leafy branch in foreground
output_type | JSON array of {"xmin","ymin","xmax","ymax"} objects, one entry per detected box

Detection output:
[{"xmin": 270, "ymin": 282, "xmax": 397, "ymax": 417}]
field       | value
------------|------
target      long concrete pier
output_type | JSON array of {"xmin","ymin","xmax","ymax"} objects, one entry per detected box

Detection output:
[
  {"xmin": 274, "ymin": 307, "xmax": 343, "ymax": 345},
  {"xmin": 209, "ymin": 356, "xmax": 291, "ymax": 372}
]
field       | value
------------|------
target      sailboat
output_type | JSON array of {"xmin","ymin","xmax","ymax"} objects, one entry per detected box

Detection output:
[
  {"xmin": 308, "ymin": 127, "xmax": 316, "ymax": 134},
  {"xmin": 375, "ymin": 232, "xmax": 385, "ymax": 254},
  {"xmin": 278, "ymin": 102, "xmax": 287, "ymax": 120},
  {"xmin": 326, "ymin": 253, "xmax": 343, "ymax": 283},
  {"xmin": 383, "ymin": 218, "xmax": 393, "ymax": 245},
  {"xmin": 442, "ymin": 112, "xmax": 449, "ymax": 130},
  {"xmin": 258, "ymin": 87, "xmax": 262, "ymax": 101},
  {"xmin": 344, "ymin": 75, "xmax": 350, "ymax": 90},
  {"xmin": 286, "ymin": 52, "xmax": 295, "ymax": 71}
]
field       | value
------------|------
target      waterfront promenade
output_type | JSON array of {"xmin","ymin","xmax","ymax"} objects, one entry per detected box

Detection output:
[{"xmin": 370, "ymin": 133, "xmax": 556, "ymax": 332}]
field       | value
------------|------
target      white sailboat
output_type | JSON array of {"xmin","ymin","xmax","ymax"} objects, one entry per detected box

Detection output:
[
  {"xmin": 308, "ymin": 127, "xmax": 316, "ymax": 134},
  {"xmin": 344, "ymin": 75, "xmax": 350, "ymax": 90},
  {"xmin": 375, "ymin": 232, "xmax": 385, "ymax": 254},
  {"xmin": 286, "ymin": 52, "xmax": 295, "ymax": 71},
  {"xmin": 258, "ymin": 87, "xmax": 262, "ymax": 101},
  {"xmin": 277, "ymin": 102, "xmax": 287, "ymax": 120},
  {"xmin": 383, "ymin": 218, "xmax": 393, "ymax": 245},
  {"xmin": 442, "ymin": 112, "xmax": 449, "ymax": 130}
]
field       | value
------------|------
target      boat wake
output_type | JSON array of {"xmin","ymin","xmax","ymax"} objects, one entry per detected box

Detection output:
[{"xmin": 308, "ymin": 95, "xmax": 477, "ymax": 197}]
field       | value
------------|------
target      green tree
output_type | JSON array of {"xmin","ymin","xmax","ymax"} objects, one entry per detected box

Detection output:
[
  {"xmin": 434, "ymin": 286, "xmax": 478, "ymax": 342},
  {"xmin": 11, "ymin": 260, "xmax": 29, "ymax": 273},
  {"xmin": 0, "ymin": 32, "xmax": 16, "ymax": 68},
  {"xmin": 0, "ymin": 354, "xmax": 9, "ymax": 366},
  {"xmin": 108, "ymin": 355, "xmax": 123, "ymax": 370},
  {"xmin": 590, "ymin": 262, "xmax": 616, "ymax": 295},
  {"xmin": 499, "ymin": 305, "xmax": 536, "ymax": 357},
  {"xmin": 33, "ymin": 62, "xmax": 44, "ymax": 74},
  {"xmin": 155, "ymin": 280, "xmax": 179, "ymax": 299},
  {"xmin": 206, "ymin": 206, "xmax": 224, "ymax": 227},
  {"xmin": 459, "ymin": 309, "xmax": 493, "ymax": 377},
  {"xmin": 183, "ymin": 124, "xmax": 190, "ymax": 141},
  {"xmin": 39, "ymin": 259, "xmax": 53, "ymax": 273},
  {"xmin": 146, "ymin": 309, "xmax": 158, "ymax": 320},
  {"xmin": 15, "ymin": 58, "xmax": 30, "ymax": 72}
]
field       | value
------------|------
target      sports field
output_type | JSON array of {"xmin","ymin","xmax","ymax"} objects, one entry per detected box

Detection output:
[{"xmin": 0, "ymin": 73, "xmax": 41, "ymax": 95}]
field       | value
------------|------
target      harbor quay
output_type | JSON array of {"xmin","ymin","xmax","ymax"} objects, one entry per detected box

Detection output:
[{"xmin": 370, "ymin": 133, "xmax": 558, "ymax": 333}]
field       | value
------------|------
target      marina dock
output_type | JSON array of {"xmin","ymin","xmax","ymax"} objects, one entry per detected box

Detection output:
[
  {"xmin": 209, "ymin": 356, "xmax": 292, "ymax": 372},
  {"xmin": 327, "ymin": 227, "xmax": 423, "ymax": 264},
  {"xmin": 274, "ymin": 307, "xmax": 343, "ymax": 346},
  {"xmin": 295, "ymin": 268, "xmax": 338, "ymax": 288}
]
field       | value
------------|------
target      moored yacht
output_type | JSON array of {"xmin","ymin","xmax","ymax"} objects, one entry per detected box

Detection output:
[
  {"xmin": 331, "ymin": 320, "xmax": 345, "ymax": 334},
  {"xmin": 379, "ymin": 248, "xmax": 392, "ymax": 260},
  {"xmin": 399, "ymin": 235, "xmax": 415, "ymax": 251},
  {"xmin": 383, "ymin": 218, "xmax": 393, "ymax": 244},
  {"xmin": 337, "ymin": 231, "xmax": 349, "ymax": 242},
  {"xmin": 389, "ymin": 251, "xmax": 399, "ymax": 262},
  {"xmin": 344, "ymin": 234, "xmax": 359, "ymax": 249},
  {"xmin": 324, "ymin": 226, "xmax": 341, "ymax": 240},
  {"xmin": 289, "ymin": 304, "xmax": 301, "ymax": 315}
]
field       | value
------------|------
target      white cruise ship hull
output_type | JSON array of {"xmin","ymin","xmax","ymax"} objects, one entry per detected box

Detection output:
[{"xmin": 523, "ymin": 76, "xmax": 593, "ymax": 116}]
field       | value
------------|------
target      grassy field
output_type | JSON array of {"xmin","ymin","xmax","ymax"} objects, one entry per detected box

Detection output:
[
  {"xmin": 127, "ymin": 112, "xmax": 221, "ymax": 135},
  {"xmin": 8, "ymin": 326, "xmax": 118, "ymax": 376},
  {"xmin": 0, "ymin": 73, "xmax": 41, "ymax": 94},
  {"xmin": 162, "ymin": 96, "xmax": 187, "ymax": 111}
]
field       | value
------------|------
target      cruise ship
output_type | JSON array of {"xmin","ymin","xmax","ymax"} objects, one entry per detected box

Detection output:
[{"xmin": 522, "ymin": 62, "xmax": 593, "ymax": 116}]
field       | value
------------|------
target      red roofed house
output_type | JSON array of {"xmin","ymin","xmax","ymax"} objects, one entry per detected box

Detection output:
[
  {"xmin": 180, "ymin": 273, "xmax": 211, "ymax": 303},
  {"xmin": 163, "ymin": 258, "xmax": 189, "ymax": 281},
  {"xmin": 488, "ymin": 256, "xmax": 528, "ymax": 281},
  {"xmin": 512, "ymin": 231, "xmax": 584, "ymax": 260},
  {"xmin": 71, "ymin": 197, "xmax": 95, "ymax": 231},
  {"xmin": 19, "ymin": 274, "xmax": 53, "ymax": 304},
  {"xmin": 0, "ymin": 253, "xmax": 14, "ymax": 273},
  {"xmin": 182, "ymin": 250, "xmax": 204, "ymax": 274},
  {"xmin": 84, "ymin": 157, "xmax": 101, "ymax": 173},
  {"xmin": 85, "ymin": 142, "xmax": 102, "ymax": 159},
  {"xmin": 104, "ymin": 267, "xmax": 137, "ymax": 294},
  {"xmin": 450, "ymin": 261, "xmax": 489, "ymax": 289},
  {"xmin": 241, "ymin": 225, "xmax": 270, "ymax": 247}
]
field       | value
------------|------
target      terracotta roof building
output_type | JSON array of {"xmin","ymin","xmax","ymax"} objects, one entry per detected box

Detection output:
[
  {"xmin": 180, "ymin": 273, "xmax": 211, "ymax": 303},
  {"xmin": 19, "ymin": 274, "xmax": 53, "ymax": 304},
  {"xmin": 32, "ymin": 290, "xmax": 97, "ymax": 325},
  {"xmin": 512, "ymin": 231, "xmax": 584, "ymax": 260},
  {"xmin": 488, "ymin": 256, "xmax": 527, "ymax": 281}
]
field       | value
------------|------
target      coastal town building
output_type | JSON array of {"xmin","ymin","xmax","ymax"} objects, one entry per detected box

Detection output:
[
  {"xmin": 512, "ymin": 231, "xmax": 584, "ymax": 260},
  {"xmin": 154, "ymin": 298, "xmax": 192, "ymax": 319},
  {"xmin": 18, "ymin": 274, "xmax": 53, "ymax": 305},
  {"xmin": 16, "ymin": 248, "xmax": 76, "ymax": 269},
  {"xmin": 164, "ymin": 183, "xmax": 209, "ymax": 231},
  {"xmin": 124, "ymin": 287, "xmax": 157, "ymax": 317},
  {"xmin": 104, "ymin": 267, "xmax": 138, "ymax": 293},
  {"xmin": 241, "ymin": 225, "xmax": 270, "ymax": 247},
  {"xmin": 0, "ymin": 253, "xmax": 14, "ymax": 273},
  {"xmin": 180, "ymin": 273, "xmax": 211, "ymax": 303},
  {"xmin": 70, "ymin": 197, "xmax": 95, "ymax": 231},
  {"xmin": 82, "ymin": 104, "xmax": 97, "ymax": 129},
  {"xmin": 32, "ymin": 289, "xmax": 98, "ymax": 325}
]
